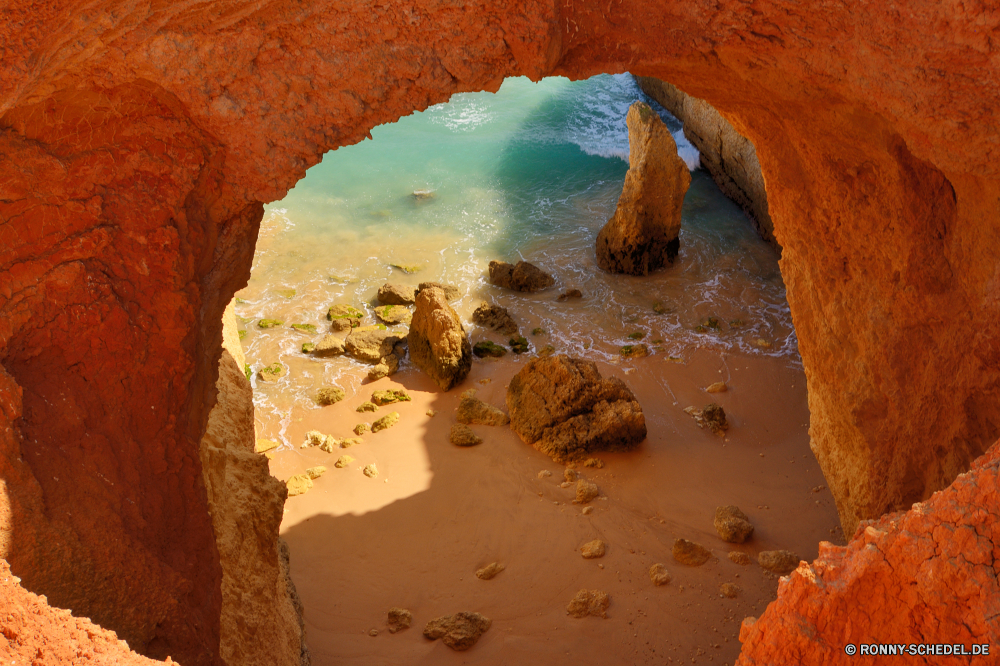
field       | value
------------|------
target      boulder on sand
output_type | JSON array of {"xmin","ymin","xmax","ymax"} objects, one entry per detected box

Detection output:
[
  {"xmin": 488, "ymin": 260, "xmax": 555, "ymax": 292},
  {"xmin": 506, "ymin": 354, "xmax": 646, "ymax": 463},
  {"xmin": 377, "ymin": 283, "xmax": 416, "ymax": 305},
  {"xmin": 472, "ymin": 302, "xmax": 518, "ymax": 335},
  {"xmin": 345, "ymin": 326, "xmax": 403, "ymax": 363},
  {"xmin": 596, "ymin": 101, "xmax": 691, "ymax": 276},
  {"xmin": 423, "ymin": 612, "xmax": 492, "ymax": 651},
  {"xmin": 407, "ymin": 287, "xmax": 472, "ymax": 390},
  {"xmin": 714, "ymin": 505, "xmax": 754, "ymax": 543}
]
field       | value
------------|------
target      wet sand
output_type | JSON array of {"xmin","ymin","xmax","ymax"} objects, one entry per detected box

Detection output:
[{"xmin": 269, "ymin": 348, "xmax": 842, "ymax": 666}]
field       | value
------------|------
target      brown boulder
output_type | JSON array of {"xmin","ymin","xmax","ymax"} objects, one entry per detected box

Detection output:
[
  {"xmin": 387, "ymin": 608, "xmax": 412, "ymax": 634},
  {"xmin": 377, "ymin": 283, "xmax": 416, "ymax": 305},
  {"xmin": 673, "ymin": 538, "xmax": 712, "ymax": 566},
  {"xmin": 714, "ymin": 505, "xmax": 754, "ymax": 543},
  {"xmin": 475, "ymin": 562, "xmax": 505, "ymax": 580},
  {"xmin": 313, "ymin": 334, "xmax": 347, "ymax": 357},
  {"xmin": 407, "ymin": 287, "xmax": 472, "ymax": 390},
  {"xmin": 471, "ymin": 302, "xmax": 518, "ymax": 335},
  {"xmin": 649, "ymin": 563, "xmax": 672, "ymax": 586},
  {"xmin": 345, "ymin": 326, "xmax": 404, "ymax": 363},
  {"xmin": 758, "ymin": 550, "xmax": 801, "ymax": 575},
  {"xmin": 596, "ymin": 101, "xmax": 691, "ymax": 275},
  {"xmin": 418, "ymin": 281, "xmax": 460, "ymax": 301},
  {"xmin": 488, "ymin": 260, "xmax": 555, "ymax": 292},
  {"xmin": 449, "ymin": 424, "xmax": 483, "ymax": 447},
  {"xmin": 423, "ymin": 612, "xmax": 492, "ymax": 651},
  {"xmin": 566, "ymin": 590, "xmax": 610, "ymax": 619},
  {"xmin": 581, "ymin": 539, "xmax": 606, "ymax": 559},
  {"xmin": 457, "ymin": 394, "xmax": 509, "ymax": 426},
  {"xmin": 506, "ymin": 354, "xmax": 646, "ymax": 463}
]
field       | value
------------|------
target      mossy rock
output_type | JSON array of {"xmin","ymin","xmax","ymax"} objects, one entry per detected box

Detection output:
[
  {"xmin": 301, "ymin": 342, "xmax": 315, "ymax": 353},
  {"xmin": 531, "ymin": 327, "xmax": 546, "ymax": 336},
  {"xmin": 275, "ymin": 288, "xmax": 297, "ymax": 299},
  {"xmin": 374, "ymin": 304, "xmax": 413, "ymax": 326},
  {"xmin": 628, "ymin": 331, "xmax": 645, "ymax": 340},
  {"xmin": 620, "ymin": 344, "xmax": 650, "ymax": 359},
  {"xmin": 258, "ymin": 319, "xmax": 284, "ymax": 329},
  {"xmin": 729, "ymin": 319, "xmax": 745, "ymax": 328},
  {"xmin": 703, "ymin": 317, "xmax": 721, "ymax": 331},
  {"xmin": 652, "ymin": 301, "xmax": 671, "ymax": 314},
  {"xmin": 694, "ymin": 325, "xmax": 709, "ymax": 334},
  {"xmin": 291, "ymin": 323, "xmax": 317, "ymax": 334},
  {"xmin": 235, "ymin": 297, "xmax": 249, "ymax": 304},
  {"xmin": 509, "ymin": 336, "xmax": 529, "ymax": 354},
  {"xmin": 473, "ymin": 340, "xmax": 507, "ymax": 358},
  {"xmin": 237, "ymin": 315, "xmax": 255, "ymax": 324},
  {"xmin": 389, "ymin": 263, "xmax": 424, "ymax": 274},
  {"xmin": 356, "ymin": 401, "xmax": 379, "ymax": 413},
  {"xmin": 244, "ymin": 364, "xmax": 252, "ymax": 381},
  {"xmin": 371, "ymin": 389, "xmax": 411, "ymax": 406},
  {"xmin": 326, "ymin": 305, "xmax": 364, "ymax": 323},
  {"xmin": 257, "ymin": 362, "xmax": 286, "ymax": 382},
  {"xmin": 372, "ymin": 411, "xmax": 400, "ymax": 433},
  {"xmin": 315, "ymin": 386, "xmax": 346, "ymax": 406},
  {"xmin": 238, "ymin": 329, "xmax": 247, "ymax": 340},
  {"xmin": 537, "ymin": 344, "xmax": 556, "ymax": 358}
]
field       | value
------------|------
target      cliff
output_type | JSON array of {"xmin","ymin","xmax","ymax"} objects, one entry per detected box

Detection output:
[
  {"xmin": 1, "ymin": 1, "xmax": 999, "ymax": 663},
  {"xmin": 635, "ymin": 76, "xmax": 776, "ymax": 249}
]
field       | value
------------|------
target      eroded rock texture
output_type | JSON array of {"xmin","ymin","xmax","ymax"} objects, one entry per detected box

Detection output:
[
  {"xmin": 738, "ymin": 443, "xmax": 1000, "ymax": 665},
  {"xmin": 2, "ymin": 1, "xmax": 999, "ymax": 663}
]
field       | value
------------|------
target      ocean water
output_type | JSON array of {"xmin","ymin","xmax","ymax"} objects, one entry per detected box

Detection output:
[{"xmin": 235, "ymin": 74, "xmax": 796, "ymax": 445}]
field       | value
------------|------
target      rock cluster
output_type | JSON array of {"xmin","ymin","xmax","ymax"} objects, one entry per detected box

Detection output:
[
  {"xmin": 506, "ymin": 355, "xmax": 646, "ymax": 463},
  {"xmin": 407, "ymin": 287, "xmax": 472, "ymax": 390}
]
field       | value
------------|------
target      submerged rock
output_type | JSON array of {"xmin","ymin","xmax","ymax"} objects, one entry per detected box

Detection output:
[
  {"xmin": 418, "ymin": 281, "xmax": 460, "ymax": 301},
  {"xmin": 387, "ymin": 608, "xmax": 412, "ymax": 634},
  {"xmin": 258, "ymin": 318, "xmax": 284, "ymax": 329},
  {"xmin": 619, "ymin": 343, "xmax": 650, "ymax": 358},
  {"xmin": 407, "ymin": 287, "xmax": 472, "ymax": 390},
  {"xmin": 509, "ymin": 335, "xmax": 529, "ymax": 354},
  {"xmin": 346, "ymin": 326, "xmax": 404, "ymax": 363},
  {"xmin": 257, "ymin": 362, "xmax": 286, "ymax": 383},
  {"xmin": 557, "ymin": 289, "xmax": 583, "ymax": 301},
  {"xmin": 714, "ymin": 505, "xmax": 754, "ymax": 543},
  {"xmin": 377, "ymin": 283, "xmax": 416, "ymax": 305},
  {"xmin": 673, "ymin": 538, "xmax": 712, "ymax": 566},
  {"xmin": 326, "ymin": 304, "xmax": 364, "ymax": 331},
  {"xmin": 423, "ymin": 612, "xmax": 492, "ymax": 651},
  {"xmin": 374, "ymin": 304, "xmax": 412, "ymax": 325},
  {"xmin": 315, "ymin": 386, "xmax": 345, "ymax": 405},
  {"xmin": 473, "ymin": 340, "xmax": 507, "ymax": 358},
  {"xmin": 450, "ymin": 424, "xmax": 483, "ymax": 447},
  {"xmin": 506, "ymin": 355, "xmax": 646, "ymax": 463},
  {"xmin": 488, "ymin": 260, "xmax": 555, "ymax": 292},
  {"xmin": 475, "ymin": 562, "xmax": 505, "ymax": 580},
  {"xmin": 596, "ymin": 101, "xmax": 691, "ymax": 275},
  {"xmin": 758, "ymin": 550, "xmax": 800, "ymax": 575},
  {"xmin": 472, "ymin": 302, "xmax": 518, "ymax": 335},
  {"xmin": 581, "ymin": 539, "xmax": 606, "ymax": 559},
  {"xmin": 649, "ymin": 563, "xmax": 672, "ymax": 586},
  {"xmin": 566, "ymin": 590, "xmax": 610, "ymax": 619},
  {"xmin": 457, "ymin": 395, "xmax": 509, "ymax": 426},
  {"xmin": 372, "ymin": 411, "xmax": 399, "ymax": 433}
]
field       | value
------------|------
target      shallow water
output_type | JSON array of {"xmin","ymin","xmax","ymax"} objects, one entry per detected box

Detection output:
[{"xmin": 236, "ymin": 74, "xmax": 797, "ymax": 446}]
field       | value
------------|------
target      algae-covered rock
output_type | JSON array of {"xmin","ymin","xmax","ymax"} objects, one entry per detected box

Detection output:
[
  {"xmin": 509, "ymin": 335, "xmax": 529, "ymax": 354},
  {"xmin": 407, "ymin": 287, "xmax": 472, "ymax": 390},
  {"xmin": 275, "ymin": 288, "xmax": 296, "ymax": 299},
  {"xmin": 313, "ymin": 334, "xmax": 346, "ymax": 357},
  {"xmin": 581, "ymin": 539, "xmax": 606, "ymax": 559},
  {"xmin": 377, "ymin": 283, "xmax": 416, "ymax": 305},
  {"xmin": 257, "ymin": 362, "xmax": 286, "ymax": 382},
  {"xmin": 423, "ymin": 612, "xmax": 492, "ymax": 651},
  {"xmin": 619, "ymin": 343, "xmax": 650, "ymax": 358},
  {"xmin": 306, "ymin": 466, "xmax": 327, "ymax": 479},
  {"xmin": 301, "ymin": 342, "xmax": 315, "ymax": 353},
  {"xmin": 371, "ymin": 389, "xmax": 411, "ymax": 405},
  {"xmin": 673, "ymin": 538, "xmax": 712, "ymax": 566},
  {"xmin": 473, "ymin": 340, "xmax": 507, "ymax": 358},
  {"xmin": 758, "ymin": 550, "xmax": 800, "ymax": 575},
  {"xmin": 714, "ymin": 505, "xmax": 754, "ymax": 543},
  {"xmin": 372, "ymin": 411, "xmax": 399, "ymax": 433},
  {"xmin": 290, "ymin": 323, "xmax": 317, "ymax": 333},
  {"xmin": 450, "ymin": 424, "xmax": 483, "ymax": 447},
  {"xmin": 357, "ymin": 401, "xmax": 378, "ymax": 412},
  {"xmin": 315, "ymin": 386, "xmax": 346, "ymax": 406},
  {"xmin": 649, "ymin": 563, "xmax": 672, "ymax": 586},
  {"xmin": 286, "ymin": 475, "xmax": 313, "ymax": 497},
  {"xmin": 327, "ymin": 305, "xmax": 364, "ymax": 332},
  {"xmin": 457, "ymin": 395, "xmax": 510, "ymax": 426},
  {"xmin": 472, "ymin": 302, "xmax": 518, "ymax": 335},
  {"xmin": 537, "ymin": 344, "xmax": 556, "ymax": 358},
  {"xmin": 238, "ymin": 329, "xmax": 247, "ymax": 340},
  {"xmin": 258, "ymin": 319, "xmax": 284, "ymax": 329},
  {"xmin": 488, "ymin": 260, "xmax": 555, "ymax": 292},
  {"xmin": 374, "ymin": 304, "xmax": 413, "ymax": 325},
  {"xmin": 334, "ymin": 455, "xmax": 355, "ymax": 468},
  {"xmin": 566, "ymin": 590, "xmax": 609, "ymax": 619},
  {"xmin": 418, "ymin": 281, "xmax": 460, "ymax": 301}
]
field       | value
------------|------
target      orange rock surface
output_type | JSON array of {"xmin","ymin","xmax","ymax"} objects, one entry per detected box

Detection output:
[
  {"xmin": 1, "ymin": 1, "xmax": 999, "ymax": 664},
  {"xmin": 738, "ymin": 442, "xmax": 1000, "ymax": 665}
]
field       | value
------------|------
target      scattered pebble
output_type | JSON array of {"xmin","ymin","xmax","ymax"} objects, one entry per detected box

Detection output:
[
  {"xmin": 714, "ymin": 505, "xmax": 755, "ymax": 543},
  {"xmin": 582, "ymin": 506, "xmax": 593, "ymax": 516},
  {"xmin": 560, "ymin": 481, "xmax": 573, "ymax": 489},
  {"xmin": 720, "ymin": 583, "xmax": 741, "ymax": 598},
  {"xmin": 575, "ymin": 479, "xmax": 600, "ymax": 504},
  {"xmin": 478, "ymin": 378, "xmax": 492, "ymax": 385},
  {"xmin": 705, "ymin": 381, "xmax": 727, "ymax": 393},
  {"xmin": 341, "ymin": 437, "xmax": 364, "ymax": 448},
  {"xmin": 812, "ymin": 485, "xmax": 826, "ymax": 493},
  {"xmin": 450, "ymin": 424, "xmax": 483, "ymax": 447},
  {"xmin": 369, "ymin": 629, "xmax": 379, "ymax": 637},
  {"xmin": 758, "ymin": 550, "xmax": 800, "ymax": 575},
  {"xmin": 426, "ymin": 409, "xmax": 437, "ymax": 417},
  {"xmin": 564, "ymin": 468, "xmax": 579, "ymax": 482},
  {"xmin": 423, "ymin": 612, "xmax": 492, "ymax": 651},
  {"xmin": 584, "ymin": 458, "xmax": 605, "ymax": 469}
]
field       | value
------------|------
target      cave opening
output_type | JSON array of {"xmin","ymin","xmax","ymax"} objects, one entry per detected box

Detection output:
[{"xmin": 236, "ymin": 73, "xmax": 836, "ymax": 664}]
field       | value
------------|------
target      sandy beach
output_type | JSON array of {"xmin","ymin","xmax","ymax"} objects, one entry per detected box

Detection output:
[{"xmin": 268, "ymin": 346, "xmax": 841, "ymax": 666}]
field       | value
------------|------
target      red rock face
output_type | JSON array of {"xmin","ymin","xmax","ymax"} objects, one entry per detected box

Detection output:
[
  {"xmin": 737, "ymin": 442, "xmax": 1000, "ymax": 665},
  {"xmin": 1, "ymin": 1, "xmax": 998, "ymax": 663}
]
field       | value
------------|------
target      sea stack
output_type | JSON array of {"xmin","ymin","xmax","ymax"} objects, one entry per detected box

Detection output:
[{"xmin": 596, "ymin": 101, "xmax": 691, "ymax": 275}]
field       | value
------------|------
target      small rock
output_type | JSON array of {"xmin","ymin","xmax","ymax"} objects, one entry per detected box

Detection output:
[
  {"xmin": 306, "ymin": 466, "xmax": 327, "ymax": 480},
  {"xmin": 369, "ymin": 629, "xmax": 379, "ymax": 637},
  {"xmin": 537, "ymin": 470, "xmax": 552, "ymax": 479},
  {"xmin": 649, "ymin": 563, "xmax": 672, "ymax": 586},
  {"xmin": 354, "ymin": 423, "xmax": 370, "ymax": 436},
  {"xmin": 374, "ymin": 304, "xmax": 412, "ymax": 325},
  {"xmin": 488, "ymin": 260, "xmax": 555, "ymax": 292},
  {"xmin": 450, "ymin": 424, "xmax": 483, "ymax": 447},
  {"xmin": 346, "ymin": 326, "xmax": 404, "ymax": 363},
  {"xmin": 302, "ymin": 431, "xmax": 327, "ymax": 448},
  {"xmin": 728, "ymin": 551, "xmax": 752, "ymax": 566},
  {"xmin": 684, "ymin": 403, "xmax": 729, "ymax": 434},
  {"xmin": 418, "ymin": 282, "xmax": 460, "ymax": 301},
  {"xmin": 472, "ymin": 302, "xmax": 518, "ymax": 335},
  {"xmin": 584, "ymin": 458, "xmax": 605, "ymax": 469},
  {"xmin": 372, "ymin": 412, "xmax": 400, "ymax": 433},
  {"xmin": 475, "ymin": 562, "xmax": 505, "ymax": 580},
  {"xmin": 326, "ymin": 305, "xmax": 364, "ymax": 327},
  {"xmin": 341, "ymin": 437, "xmax": 364, "ymax": 448},
  {"xmin": 255, "ymin": 439, "xmax": 278, "ymax": 454},
  {"xmin": 509, "ymin": 335, "xmax": 529, "ymax": 354},
  {"xmin": 377, "ymin": 283, "xmax": 417, "ymax": 305},
  {"xmin": 286, "ymin": 475, "xmax": 313, "ymax": 497},
  {"xmin": 581, "ymin": 539, "xmax": 606, "ymax": 559},
  {"xmin": 557, "ymin": 289, "xmax": 583, "ymax": 301},
  {"xmin": 478, "ymin": 378, "xmax": 492, "ymax": 385},
  {"xmin": 537, "ymin": 344, "xmax": 556, "ymax": 358},
  {"xmin": 357, "ymin": 401, "xmax": 379, "ymax": 412},
  {"xmin": 758, "ymin": 550, "xmax": 800, "ymax": 575},
  {"xmin": 313, "ymin": 334, "xmax": 347, "ymax": 357},
  {"xmin": 319, "ymin": 436, "xmax": 339, "ymax": 453},
  {"xmin": 362, "ymin": 464, "xmax": 379, "ymax": 478},
  {"xmin": 720, "ymin": 583, "xmax": 741, "ymax": 598},
  {"xmin": 473, "ymin": 340, "xmax": 507, "ymax": 358},
  {"xmin": 368, "ymin": 357, "xmax": 398, "ymax": 381},
  {"xmin": 566, "ymin": 590, "xmax": 610, "ymax": 619},
  {"xmin": 290, "ymin": 323, "xmax": 317, "ymax": 334},
  {"xmin": 706, "ymin": 381, "xmax": 728, "ymax": 393},
  {"xmin": 315, "ymin": 386, "xmax": 346, "ymax": 405},
  {"xmin": 371, "ymin": 389, "xmax": 411, "ymax": 405},
  {"xmin": 582, "ymin": 506, "xmax": 593, "ymax": 515},
  {"xmin": 673, "ymin": 538, "xmax": 712, "ymax": 566},
  {"xmin": 575, "ymin": 479, "xmax": 600, "ymax": 504},
  {"xmin": 457, "ymin": 395, "xmax": 509, "ymax": 426},
  {"xmin": 423, "ymin": 612, "xmax": 492, "ymax": 651},
  {"xmin": 329, "ymin": 318, "xmax": 354, "ymax": 333},
  {"xmin": 387, "ymin": 608, "xmax": 412, "ymax": 634},
  {"xmin": 301, "ymin": 342, "xmax": 315, "ymax": 353},
  {"xmin": 714, "ymin": 506, "xmax": 754, "ymax": 543},
  {"xmin": 560, "ymin": 481, "xmax": 573, "ymax": 489},
  {"xmin": 411, "ymin": 189, "xmax": 435, "ymax": 200},
  {"xmin": 257, "ymin": 362, "xmax": 286, "ymax": 382},
  {"xmin": 334, "ymin": 455, "xmax": 355, "ymax": 468},
  {"xmin": 426, "ymin": 409, "xmax": 437, "ymax": 417},
  {"xmin": 619, "ymin": 343, "xmax": 650, "ymax": 358},
  {"xmin": 564, "ymin": 468, "xmax": 578, "ymax": 482},
  {"xmin": 258, "ymin": 319, "xmax": 284, "ymax": 329}
]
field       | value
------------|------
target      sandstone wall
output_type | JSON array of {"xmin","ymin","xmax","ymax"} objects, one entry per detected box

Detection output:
[
  {"xmin": 2, "ymin": 1, "xmax": 999, "ymax": 663},
  {"xmin": 635, "ymin": 76, "xmax": 776, "ymax": 249}
]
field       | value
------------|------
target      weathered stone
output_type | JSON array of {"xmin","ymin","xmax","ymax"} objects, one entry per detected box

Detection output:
[
  {"xmin": 508, "ymin": 335, "xmax": 529, "ymax": 354},
  {"xmin": 371, "ymin": 389, "xmax": 411, "ymax": 405},
  {"xmin": 537, "ymin": 470, "xmax": 552, "ymax": 479},
  {"xmin": 372, "ymin": 412, "xmax": 399, "ymax": 433},
  {"xmin": 706, "ymin": 381, "xmax": 728, "ymax": 393},
  {"xmin": 418, "ymin": 281, "xmax": 460, "ymax": 301},
  {"xmin": 564, "ymin": 468, "xmax": 578, "ymax": 482},
  {"xmin": 758, "ymin": 550, "xmax": 800, "ymax": 575},
  {"xmin": 319, "ymin": 437, "xmax": 339, "ymax": 453},
  {"xmin": 407, "ymin": 287, "xmax": 472, "ymax": 390},
  {"xmin": 557, "ymin": 289, "xmax": 583, "ymax": 301},
  {"xmin": 305, "ymin": 466, "xmax": 326, "ymax": 479},
  {"xmin": 302, "ymin": 431, "xmax": 327, "ymax": 448},
  {"xmin": 673, "ymin": 538, "xmax": 712, "ymax": 566},
  {"xmin": 315, "ymin": 386, "xmax": 346, "ymax": 405},
  {"xmin": 488, "ymin": 260, "xmax": 555, "ymax": 292},
  {"xmin": 473, "ymin": 340, "xmax": 507, "ymax": 358},
  {"xmin": 472, "ymin": 302, "xmax": 518, "ymax": 335},
  {"xmin": 728, "ymin": 551, "xmax": 752, "ymax": 566},
  {"xmin": 714, "ymin": 505, "xmax": 754, "ymax": 543},
  {"xmin": 313, "ymin": 334, "xmax": 347, "ymax": 357},
  {"xmin": 720, "ymin": 583, "xmax": 741, "ymax": 598},
  {"xmin": 576, "ymin": 479, "xmax": 600, "ymax": 504},
  {"xmin": 367, "ymin": 353, "xmax": 399, "ymax": 380},
  {"xmin": 475, "ymin": 562, "xmax": 505, "ymax": 580},
  {"xmin": 330, "ymin": 318, "xmax": 354, "ymax": 333},
  {"xmin": 353, "ymin": 423, "xmax": 370, "ymax": 436},
  {"xmin": 581, "ymin": 539, "xmax": 606, "ymax": 559},
  {"xmin": 596, "ymin": 101, "xmax": 691, "ymax": 275},
  {"xmin": 506, "ymin": 355, "xmax": 646, "ymax": 463},
  {"xmin": 584, "ymin": 458, "xmax": 604, "ymax": 469},
  {"xmin": 450, "ymin": 424, "xmax": 483, "ymax": 447},
  {"xmin": 649, "ymin": 563, "xmax": 672, "ymax": 586},
  {"xmin": 362, "ymin": 464, "xmax": 378, "ymax": 478},
  {"xmin": 619, "ymin": 343, "xmax": 650, "ymax": 358},
  {"xmin": 423, "ymin": 612, "xmax": 492, "ymax": 651},
  {"xmin": 566, "ymin": 590, "xmax": 610, "ymax": 619},
  {"xmin": 257, "ymin": 362, "xmax": 286, "ymax": 383},
  {"xmin": 457, "ymin": 395, "xmax": 509, "ymax": 426},
  {"xmin": 334, "ymin": 455, "xmax": 354, "ymax": 468},
  {"xmin": 684, "ymin": 403, "xmax": 729, "ymax": 434},
  {"xmin": 286, "ymin": 475, "xmax": 313, "ymax": 497},
  {"xmin": 387, "ymin": 608, "xmax": 412, "ymax": 634},
  {"xmin": 374, "ymin": 304, "xmax": 412, "ymax": 325},
  {"xmin": 357, "ymin": 401, "xmax": 378, "ymax": 412},
  {"xmin": 340, "ymin": 438, "xmax": 363, "ymax": 449},
  {"xmin": 346, "ymin": 326, "xmax": 404, "ymax": 363},
  {"xmin": 327, "ymin": 304, "xmax": 364, "ymax": 327},
  {"xmin": 377, "ymin": 283, "xmax": 416, "ymax": 305}
]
